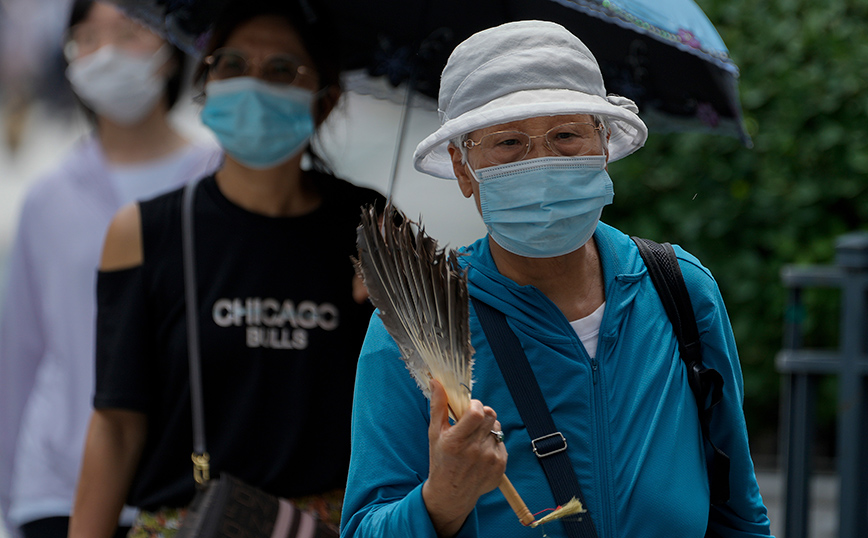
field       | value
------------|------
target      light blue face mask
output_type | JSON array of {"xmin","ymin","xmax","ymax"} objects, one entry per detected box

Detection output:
[
  {"xmin": 469, "ymin": 155, "xmax": 614, "ymax": 258},
  {"xmin": 201, "ymin": 77, "xmax": 316, "ymax": 170}
]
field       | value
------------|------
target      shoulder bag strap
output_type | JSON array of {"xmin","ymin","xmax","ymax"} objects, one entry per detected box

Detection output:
[
  {"xmin": 472, "ymin": 298, "xmax": 599, "ymax": 538},
  {"xmin": 182, "ymin": 178, "xmax": 210, "ymax": 485},
  {"xmin": 631, "ymin": 237, "xmax": 730, "ymax": 504}
]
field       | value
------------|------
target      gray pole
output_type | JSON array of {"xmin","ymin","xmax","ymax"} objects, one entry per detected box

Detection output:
[
  {"xmin": 834, "ymin": 233, "xmax": 868, "ymax": 538},
  {"xmin": 780, "ymin": 285, "xmax": 813, "ymax": 538}
]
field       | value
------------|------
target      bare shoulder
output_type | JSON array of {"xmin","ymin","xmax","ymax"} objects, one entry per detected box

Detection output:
[{"xmin": 100, "ymin": 203, "xmax": 143, "ymax": 271}]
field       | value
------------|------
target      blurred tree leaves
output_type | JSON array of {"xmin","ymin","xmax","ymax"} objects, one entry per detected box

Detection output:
[{"xmin": 603, "ymin": 0, "xmax": 868, "ymax": 452}]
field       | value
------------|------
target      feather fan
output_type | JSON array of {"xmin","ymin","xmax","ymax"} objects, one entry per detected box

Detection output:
[
  {"xmin": 354, "ymin": 205, "xmax": 586, "ymax": 528},
  {"xmin": 354, "ymin": 204, "xmax": 473, "ymax": 418}
]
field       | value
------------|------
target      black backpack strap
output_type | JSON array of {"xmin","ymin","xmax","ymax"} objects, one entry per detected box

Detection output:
[
  {"xmin": 472, "ymin": 298, "xmax": 599, "ymax": 538},
  {"xmin": 631, "ymin": 237, "xmax": 730, "ymax": 504}
]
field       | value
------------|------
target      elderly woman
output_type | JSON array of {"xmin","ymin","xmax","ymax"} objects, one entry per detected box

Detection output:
[{"xmin": 341, "ymin": 20, "xmax": 772, "ymax": 538}]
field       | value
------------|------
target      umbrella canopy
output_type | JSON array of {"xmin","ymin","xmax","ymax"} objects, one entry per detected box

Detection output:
[{"xmin": 108, "ymin": 0, "xmax": 749, "ymax": 144}]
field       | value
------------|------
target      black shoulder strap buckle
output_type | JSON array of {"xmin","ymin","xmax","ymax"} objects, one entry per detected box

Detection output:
[
  {"xmin": 631, "ymin": 237, "xmax": 731, "ymax": 504},
  {"xmin": 531, "ymin": 432, "xmax": 568, "ymax": 458}
]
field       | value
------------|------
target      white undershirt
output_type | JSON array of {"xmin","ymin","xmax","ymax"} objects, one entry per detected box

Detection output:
[
  {"xmin": 569, "ymin": 302, "xmax": 606, "ymax": 359},
  {"xmin": 107, "ymin": 144, "xmax": 199, "ymax": 206}
]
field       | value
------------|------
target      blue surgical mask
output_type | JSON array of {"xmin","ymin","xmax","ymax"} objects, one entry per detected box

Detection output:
[
  {"xmin": 469, "ymin": 155, "xmax": 614, "ymax": 258},
  {"xmin": 201, "ymin": 77, "xmax": 315, "ymax": 169}
]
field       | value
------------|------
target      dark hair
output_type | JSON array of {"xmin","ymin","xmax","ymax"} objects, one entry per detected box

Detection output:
[
  {"xmin": 193, "ymin": 0, "xmax": 343, "ymax": 124},
  {"xmin": 67, "ymin": 0, "xmax": 187, "ymax": 112}
]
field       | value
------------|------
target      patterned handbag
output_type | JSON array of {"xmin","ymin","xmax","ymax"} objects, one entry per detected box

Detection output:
[{"xmin": 176, "ymin": 473, "xmax": 340, "ymax": 538}]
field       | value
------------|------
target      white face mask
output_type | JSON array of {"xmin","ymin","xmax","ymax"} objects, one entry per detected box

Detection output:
[{"xmin": 66, "ymin": 45, "xmax": 171, "ymax": 125}]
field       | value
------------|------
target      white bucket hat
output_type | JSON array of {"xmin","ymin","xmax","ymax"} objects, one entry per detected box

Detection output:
[{"xmin": 413, "ymin": 20, "xmax": 649, "ymax": 179}]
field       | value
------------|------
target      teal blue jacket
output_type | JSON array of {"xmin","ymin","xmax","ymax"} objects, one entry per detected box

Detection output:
[{"xmin": 341, "ymin": 223, "xmax": 772, "ymax": 538}]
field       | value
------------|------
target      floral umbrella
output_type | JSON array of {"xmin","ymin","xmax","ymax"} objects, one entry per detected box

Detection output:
[{"xmin": 109, "ymin": 0, "xmax": 750, "ymax": 144}]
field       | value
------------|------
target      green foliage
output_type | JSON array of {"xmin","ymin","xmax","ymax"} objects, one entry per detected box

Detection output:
[{"xmin": 603, "ymin": 0, "xmax": 868, "ymax": 451}]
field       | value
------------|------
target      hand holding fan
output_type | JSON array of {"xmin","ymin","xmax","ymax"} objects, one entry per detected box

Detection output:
[{"xmin": 353, "ymin": 205, "xmax": 585, "ymax": 528}]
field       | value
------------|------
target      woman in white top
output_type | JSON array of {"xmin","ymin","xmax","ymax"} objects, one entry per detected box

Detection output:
[{"xmin": 0, "ymin": 2, "xmax": 220, "ymax": 537}]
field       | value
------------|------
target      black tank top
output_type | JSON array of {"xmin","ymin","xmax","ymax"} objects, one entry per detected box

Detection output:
[{"xmin": 95, "ymin": 172, "xmax": 384, "ymax": 509}]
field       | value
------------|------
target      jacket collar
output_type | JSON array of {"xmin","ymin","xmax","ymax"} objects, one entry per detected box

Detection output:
[{"xmin": 459, "ymin": 223, "xmax": 646, "ymax": 326}]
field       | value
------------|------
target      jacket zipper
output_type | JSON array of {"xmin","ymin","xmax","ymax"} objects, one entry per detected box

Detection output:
[
  {"xmin": 581, "ymin": 348, "xmax": 611, "ymax": 537},
  {"xmin": 537, "ymin": 288, "xmax": 614, "ymax": 537},
  {"xmin": 591, "ymin": 361, "xmax": 612, "ymax": 538}
]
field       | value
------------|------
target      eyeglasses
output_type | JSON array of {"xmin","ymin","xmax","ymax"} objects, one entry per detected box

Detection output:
[
  {"xmin": 463, "ymin": 122, "xmax": 604, "ymax": 165},
  {"xmin": 204, "ymin": 48, "xmax": 316, "ymax": 87},
  {"xmin": 64, "ymin": 20, "xmax": 160, "ymax": 61}
]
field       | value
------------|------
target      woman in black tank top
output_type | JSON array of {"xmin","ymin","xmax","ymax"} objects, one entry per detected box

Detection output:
[{"xmin": 70, "ymin": 3, "xmax": 384, "ymax": 537}]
